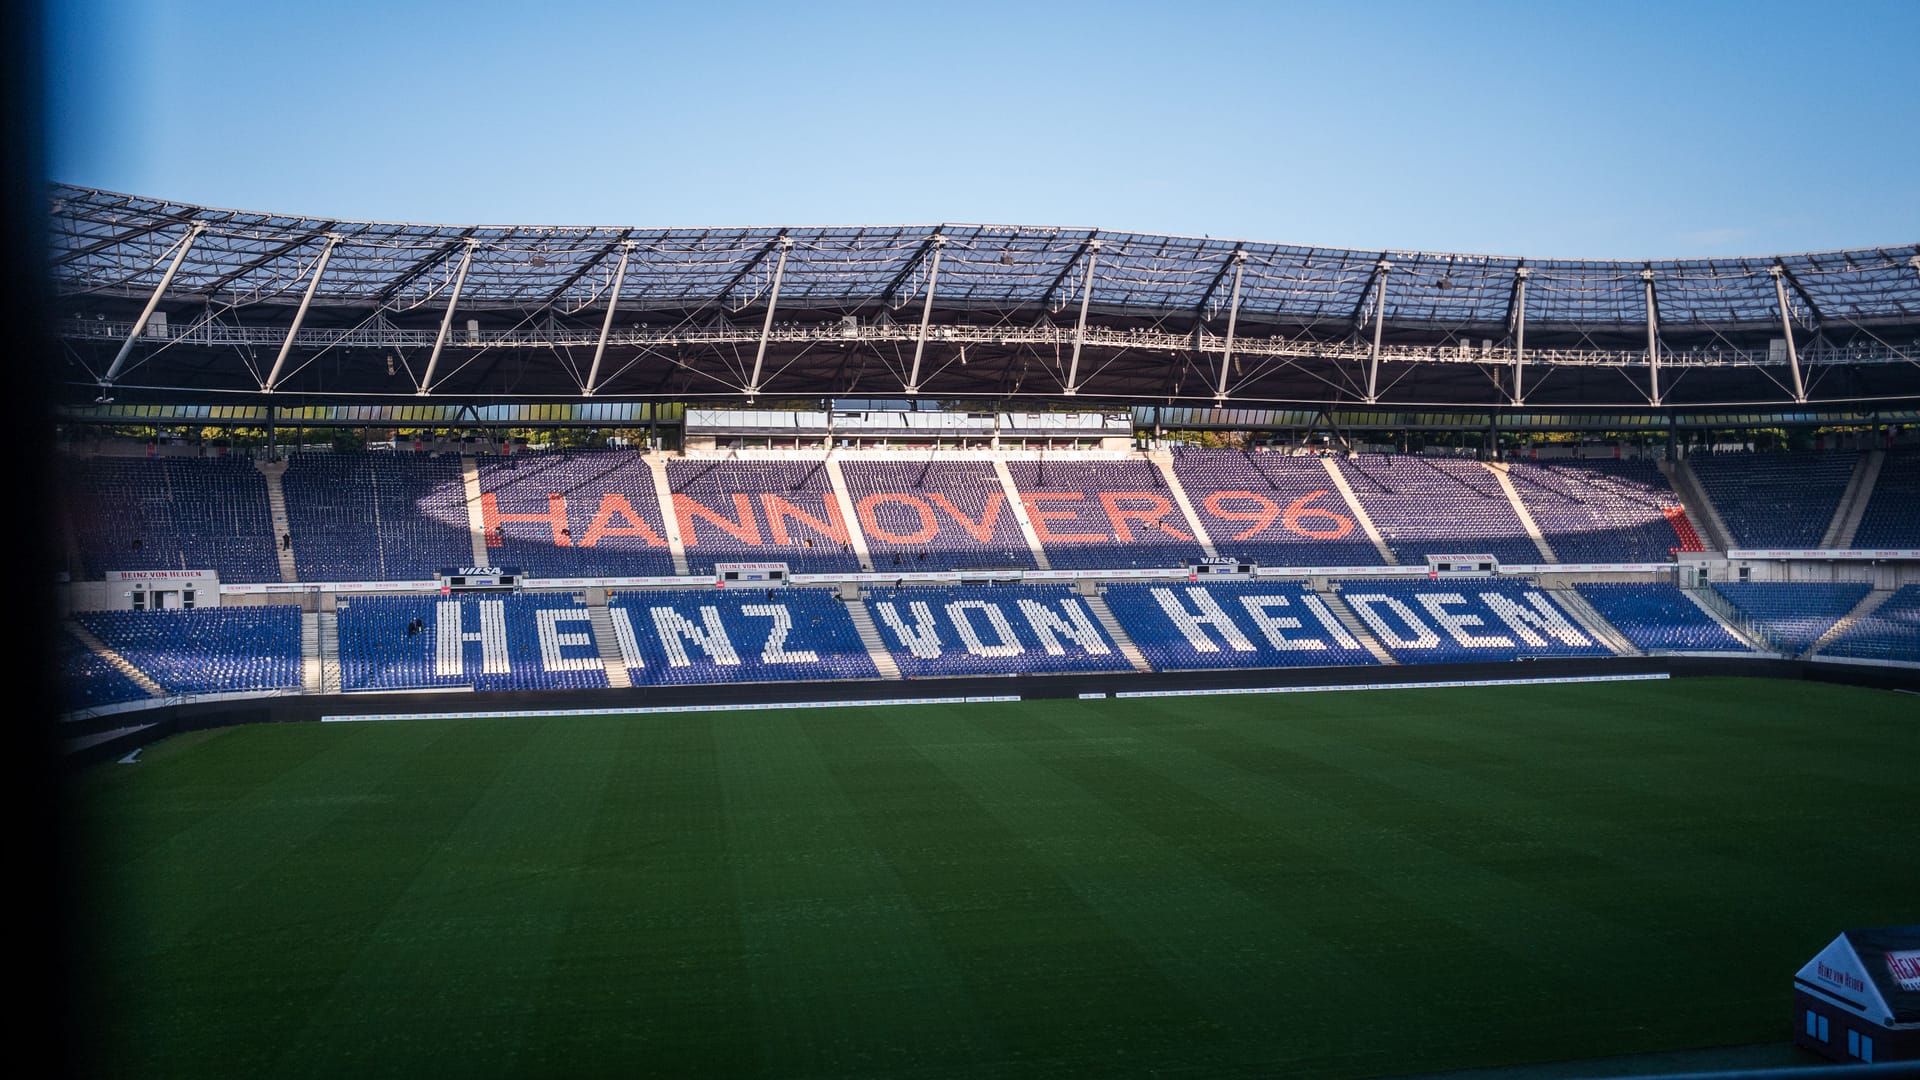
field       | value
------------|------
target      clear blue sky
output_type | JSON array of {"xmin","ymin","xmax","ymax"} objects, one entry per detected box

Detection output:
[{"xmin": 46, "ymin": 0, "xmax": 1920, "ymax": 259}]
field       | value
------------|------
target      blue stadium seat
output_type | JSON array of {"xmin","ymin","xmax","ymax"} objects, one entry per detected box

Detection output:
[
  {"xmin": 1102, "ymin": 581, "xmax": 1380, "ymax": 671},
  {"xmin": 1819, "ymin": 585, "xmax": 1920, "ymax": 662},
  {"xmin": 477, "ymin": 450, "xmax": 676, "ymax": 577},
  {"xmin": 841, "ymin": 460, "xmax": 1037, "ymax": 571},
  {"xmin": 284, "ymin": 452, "xmax": 472, "ymax": 581},
  {"xmin": 62, "ymin": 455, "xmax": 279, "ymax": 582},
  {"xmin": 1689, "ymin": 451, "xmax": 1856, "ymax": 548},
  {"xmin": 75, "ymin": 606, "xmax": 302, "ymax": 695},
  {"xmin": 864, "ymin": 584, "xmax": 1135, "ymax": 677},
  {"xmin": 1170, "ymin": 449, "xmax": 1384, "ymax": 567},
  {"xmin": 1710, "ymin": 581, "xmax": 1873, "ymax": 653},
  {"xmin": 666, "ymin": 460, "xmax": 863, "ymax": 575},
  {"xmin": 1852, "ymin": 451, "xmax": 1920, "ymax": 548},
  {"xmin": 1327, "ymin": 578, "xmax": 1612, "ymax": 664},
  {"xmin": 1336, "ymin": 456, "xmax": 1541, "ymax": 565},
  {"xmin": 609, "ymin": 587, "xmax": 878, "ymax": 686},
  {"xmin": 1005, "ymin": 460, "xmax": 1205, "ymax": 570},
  {"xmin": 1506, "ymin": 459, "xmax": 1697, "ymax": 562},
  {"xmin": 58, "ymin": 629, "xmax": 153, "ymax": 709},
  {"xmin": 336, "ymin": 593, "xmax": 610, "ymax": 692},
  {"xmin": 1575, "ymin": 582, "xmax": 1749, "ymax": 652}
]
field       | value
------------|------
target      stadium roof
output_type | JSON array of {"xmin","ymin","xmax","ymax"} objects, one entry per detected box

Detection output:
[{"xmin": 46, "ymin": 184, "xmax": 1920, "ymax": 416}]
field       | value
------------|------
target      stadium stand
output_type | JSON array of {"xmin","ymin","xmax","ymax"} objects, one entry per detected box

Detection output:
[
  {"xmin": 666, "ymin": 459, "xmax": 863, "ymax": 574},
  {"xmin": 283, "ymin": 452, "xmax": 473, "ymax": 581},
  {"xmin": 1169, "ymin": 449, "xmax": 1384, "ymax": 566},
  {"xmin": 477, "ymin": 450, "xmax": 676, "ymax": 577},
  {"xmin": 1506, "ymin": 459, "xmax": 1701, "ymax": 562},
  {"xmin": 1687, "ymin": 451, "xmax": 1857, "ymax": 547},
  {"xmin": 1336, "ymin": 455, "xmax": 1540, "ymax": 565},
  {"xmin": 865, "ymin": 584, "xmax": 1135, "ymax": 677},
  {"xmin": 1574, "ymin": 582, "xmax": 1751, "ymax": 653},
  {"xmin": 1326, "ymin": 578, "xmax": 1612, "ymax": 663},
  {"xmin": 1709, "ymin": 581, "xmax": 1874, "ymax": 654},
  {"xmin": 58, "ymin": 629, "xmax": 153, "ymax": 709},
  {"xmin": 839, "ymin": 459, "xmax": 1036, "ymax": 570},
  {"xmin": 1102, "ymin": 581, "xmax": 1381, "ymax": 670},
  {"xmin": 1819, "ymin": 584, "xmax": 1920, "ymax": 662},
  {"xmin": 336, "ymin": 593, "xmax": 610, "ymax": 692},
  {"xmin": 74, "ymin": 606, "xmax": 302, "ymax": 695},
  {"xmin": 609, "ymin": 586, "xmax": 877, "ymax": 686},
  {"xmin": 61, "ymin": 455, "xmax": 279, "ymax": 582},
  {"xmin": 1004, "ymin": 460, "xmax": 1206, "ymax": 569},
  {"xmin": 1852, "ymin": 450, "xmax": 1920, "ymax": 548}
]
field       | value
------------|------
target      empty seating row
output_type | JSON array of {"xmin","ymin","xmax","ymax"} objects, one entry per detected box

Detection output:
[
  {"xmin": 335, "ymin": 593, "xmax": 609, "ymax": 692},
  {"xmin": 1324, "ymin": 578, "xmax": 1612, "ymax": 663},
  {"xmin": 841, "ymin": 460, "xmax": 1037, "ymax": 570},
  {"xmin": 1337, "ymin": 455, "xmax": 1541, "ymax": 565},
  {"xmin": 1170, "ymin": 449, "xmax": 1383, "ymax": 567},
  {"xmin": 74, "ymin": 606, "xmax": 302, "ymax": 695},
  {"xmin": 1102, "ymin": 581, "xmax": 1379, "ymax": 670},
  {"xmin": 58, "ymin": 629, "xmax": 153, "ymax": 710},
  {"xmin": 61, "ymin": 456, "xmax": 280, "ymax": 582},
  {"xmin": 283, "ymin": 453, "xmax": 472, "ymax": 582},
  {"xmin": 1689, "ymin": 451, "xmax": 1856, "ymax": 548},
  {"xmin": 1507, "ymin": 460, "xmax": 1700, "ymax": 562},
  {"xmin": 1819, "ymin": 585, "xmax": 1920, "ymax": 662},
  {"xmin": 866, "ymin": 583, "xmax": 1135, "ymax": 677},
  {"xmin": 1709, "ymin": 581, "xmax": 1873, "ymax": 653},
  {"xmin": 1574, "ymin": 582, "xmax": 1750, "ymax": 653},
  {"xmin": 666, "ymin": 459, "xmax": 863, "ymax": 575},
  {"xmin": 609, "ymin": 587, "xmax": 878, "ymax": 685},
  {"xmin": 1853, "ymin": 451, "xmax": 1920, "ymax": 548},
  {"xmin": 1006, "ymin": 459, "xmax": 1203, "ymax": 569},
  {"xmin": 478, "ymin": 451, "xmax": 677, "ymax": 577}
]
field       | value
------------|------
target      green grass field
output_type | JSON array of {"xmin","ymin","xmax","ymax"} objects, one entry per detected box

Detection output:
[{"xmin": 73, "ymin": 677, "xmax": 1918, "ymax": 1079}]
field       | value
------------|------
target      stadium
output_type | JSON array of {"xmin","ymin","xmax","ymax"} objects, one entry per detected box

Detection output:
[
  {"xmin": 46, "ymin": 180, "xmax": 1920, "ymax": 1077},
  {"xmin": 28, "ymin": 0, "xmax": 1920, "ymax": 1071}
]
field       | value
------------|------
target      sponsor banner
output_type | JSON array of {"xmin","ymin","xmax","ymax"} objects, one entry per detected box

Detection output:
[
  {"xmin": 1728, "ymin": 548, "xmax": 1920, "ymax": 560},
  {"xmin": 106, "ymin": 569, "xmax": 216, "ymax": 581},
  {"xmin": 1115, "ymin": 672, "xmax": 1669, "ymax": 699},
  {"xmin": 1889, "ymin": 950, "xmax": 1920, "ymax": 992},
  {"xmin": 1077, "ymin": 692, "xmax": 1109, "ymax": 699},
  {"xmin": 322, "ymin": 694, "xmax": 1023, "ymax": 723}
]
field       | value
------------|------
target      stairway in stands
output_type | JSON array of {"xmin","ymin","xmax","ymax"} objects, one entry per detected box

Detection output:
[
  {"xmin": 300, "ymin": 611, "xmax": 323, "ymax": 692},
  {"xmin": 1550, "ymin": 589, "xmax": 1642, "ymax": 656},
  {"xmin": 1310, "ymin": 588, "xmax": 1399, "ymax": 665},
  {"xmin": 317, "ymin": 610, "xmax": 341, "ymax": 693},
  {"xmin": 1821, "ymin": 449, "xmax": 1884, "ymax": 549},
  {"xmin": 1663, "ymin": 459, "xmax": 1735, "ymax": 551},
  {"xmin": 1803, "ymin": 588, "xmax": 1896, "ymax": 659},
  {"xmin": 65, "ymin": 620, "xmax": 166, "ymax": 698},
  {"xmin": 587, "ymin": 600, "xmax": 634, "ymax": 688},
  {"xmin": 1081, "ymin": 592, "xmax": 1154, "ymax": 673},
  {"xmin": 842, "ymin": 598, "xmax": 902, "ymax": 679},
  {"xmin": 256, "ymin": 459, "xmax": 299, "ymax": 582}
]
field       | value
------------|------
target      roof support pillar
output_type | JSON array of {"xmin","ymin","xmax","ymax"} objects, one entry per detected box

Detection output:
[
  {"xmin": 1511, "ymin": 267, "xmax": 1529, "ymax": 407},
  {"xmin": 1642, "ymin": 268, "xmax": 1662, "ymax": 407},
  {"xmin": 1213, "ymin": 251, "xmax": 1247, "ymax": 404},
  {"xmin": 102, "ymin": 221, "xmax": 206, "ymax": 389},
  {"xmin": 263, "ymin": 233, "xmax": 340, "ymax": 394},
  {"xmin": 417, "ymin": 240, "xmax": 478, "ymax": 396},
  {"xmin": 584, "ymin": 241, "xmax": 632, "ymax": 396},
  {"xmin": 1063, "ymin": 240, "xmax": 1101, "ymax": 395},
  {"xmin": 905, "ymin": 234, "xmax": 946, "ymax": 394},
  {"xmin": 1769, "ymin": 265, "xmax": 1806, "ymax": 404},
  {"xmin": 1365, "ymin": 259, "xmax": 1391, "ymax": 404},
  {"xmin": 746, "ymin": 236, "xmax": 791, "ymax": 399}
]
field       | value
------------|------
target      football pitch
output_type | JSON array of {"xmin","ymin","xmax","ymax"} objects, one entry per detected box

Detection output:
[{"xmin": 73, "ymin": 677, "xmax": 1918, "ymax": 1079}]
